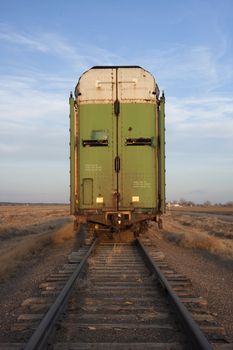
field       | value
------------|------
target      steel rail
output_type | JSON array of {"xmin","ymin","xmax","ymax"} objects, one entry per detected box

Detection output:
[
  {"xmin": 136, "ymin": 238, "xmax": 213, "ymax": 350},
  {"xmin": 24, "ymin": 238, "xmax": 98, "ymax": 350}
]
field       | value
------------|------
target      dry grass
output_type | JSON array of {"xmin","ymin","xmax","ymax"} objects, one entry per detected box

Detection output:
[
  {"xmin": 150, "ymin": 212, "xmax": 233, "ymax": 260},
  {"xmin": 51, "ymin": 222, "xmax": 75, "ymax": 244},
  {"xmin": 0, "ymin": 222, "xmax": 75, "ymax": 279},
  {"xmin": 0, "ymin": 205, "xmax": 75, "ymax": 279},
  {"xmin": 171, "ymin": 214, "xmax": 233, "ymax": 240}
]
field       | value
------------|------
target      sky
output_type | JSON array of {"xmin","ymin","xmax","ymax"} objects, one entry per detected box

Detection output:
[{"xmin": 0, "ymin": 0, "xmax": 233, "ymax": 204}]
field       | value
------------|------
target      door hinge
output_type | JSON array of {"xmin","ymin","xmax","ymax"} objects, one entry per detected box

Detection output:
[
  {"xmin": 114, "ymin": 99, "xmax": 120, "ymax": 116},
  {"xmin": 114, "ymin": 156, "xmax": 120, "ymax": 172}
]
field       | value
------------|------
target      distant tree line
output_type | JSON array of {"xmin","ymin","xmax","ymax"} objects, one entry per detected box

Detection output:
[{"xmin": 168, "ymin": 199, "xmax": 233, "ymax": 207}]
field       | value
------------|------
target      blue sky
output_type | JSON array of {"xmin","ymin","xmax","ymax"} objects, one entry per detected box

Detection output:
[{"xmin": 0, "ymin": 0, "xmax": 233, "ymax": 203}]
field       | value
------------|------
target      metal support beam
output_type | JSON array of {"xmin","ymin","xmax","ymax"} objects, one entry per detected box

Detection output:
[
  {"xmin": 69, "ymin": 93, "xmax": 76, "ymax": 215},
  {"xmin": 158, "ymin": 92, "xmax": 166, "ymax": 214}
]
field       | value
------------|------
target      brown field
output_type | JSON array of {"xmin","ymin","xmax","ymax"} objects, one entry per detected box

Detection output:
[
  {"xmin": 154, "ymin": 210, "xmax": 233, "ymax": 260},
  {"xmin": 0, "ymin": 204, "xmax": 232, "ymax": 341},
  {"xmin": 0, "ymin": 204, "xmax": 74, "ymax": 279}
]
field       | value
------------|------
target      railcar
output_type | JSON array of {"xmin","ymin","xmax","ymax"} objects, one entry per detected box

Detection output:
[{"xmin": 69, "ymin": 66, "xmax": 165, "ymax": 234}]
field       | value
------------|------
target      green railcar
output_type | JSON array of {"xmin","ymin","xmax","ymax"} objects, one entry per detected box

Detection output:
[{"xmin": 69, "ymin": 66, "xmax": 165, "ymax": 232}]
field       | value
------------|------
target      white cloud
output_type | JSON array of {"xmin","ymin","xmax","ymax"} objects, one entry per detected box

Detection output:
[
  {"xmin": 0, "ymin": 73, "xmax": 69, "ymax": 162},
  {"xmin": 0, "ymin": 30, "xmax": 48, "ymax": 52},
  {"xmin": 140, "ymin": 43, "xmax": 233, "ymax": 94},
  {"xmin": 166, "ymin": 96, "xmax": 233, "ymax": 139},
  {"xmin": 0, "ymin": 75, "xmax": 67, "ymax": 120},
  {"xmin": 2, "ymin": 26, "xmax": 232, "ymax": 94},
  {"xmin": 0, "ymin": 26, "xmax": 121, "ymax": 71}
]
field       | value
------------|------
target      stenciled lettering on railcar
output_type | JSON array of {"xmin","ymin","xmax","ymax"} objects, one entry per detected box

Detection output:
[
  {"xmin": 133, "ymin": 180, "xmax": 151, "ymax": 188},
  {"xmin": 84, "ymin": 164, "xmax": 102, "ymax": 172}
]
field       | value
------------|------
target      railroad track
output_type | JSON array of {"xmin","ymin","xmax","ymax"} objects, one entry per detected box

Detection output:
[{"xmin": 1, "ymin": 235, "xmax": 231, "ymax": 350}]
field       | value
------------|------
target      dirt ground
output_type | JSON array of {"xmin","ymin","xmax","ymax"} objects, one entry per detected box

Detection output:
[
  {"xmin": 0, "ymin": 204, "xmax": 232, "ymax": 343},
  {"xmin": 0, "ymin": 204, "xmax": 87, "ymax": 342}
]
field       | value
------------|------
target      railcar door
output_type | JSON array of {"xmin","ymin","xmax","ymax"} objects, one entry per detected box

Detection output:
[
  {"xmin": 116, "ymin": 68, "xmax": 157, "ymax": 210},
  {"xmin": 78, "ymin": 68, "xmax": 117, "ymax": 211}
]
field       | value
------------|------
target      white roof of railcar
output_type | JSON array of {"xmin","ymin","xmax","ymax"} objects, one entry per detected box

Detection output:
[{"xmin": 75, "ymin": 66, "xmax": 159, "ymax": 103}]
